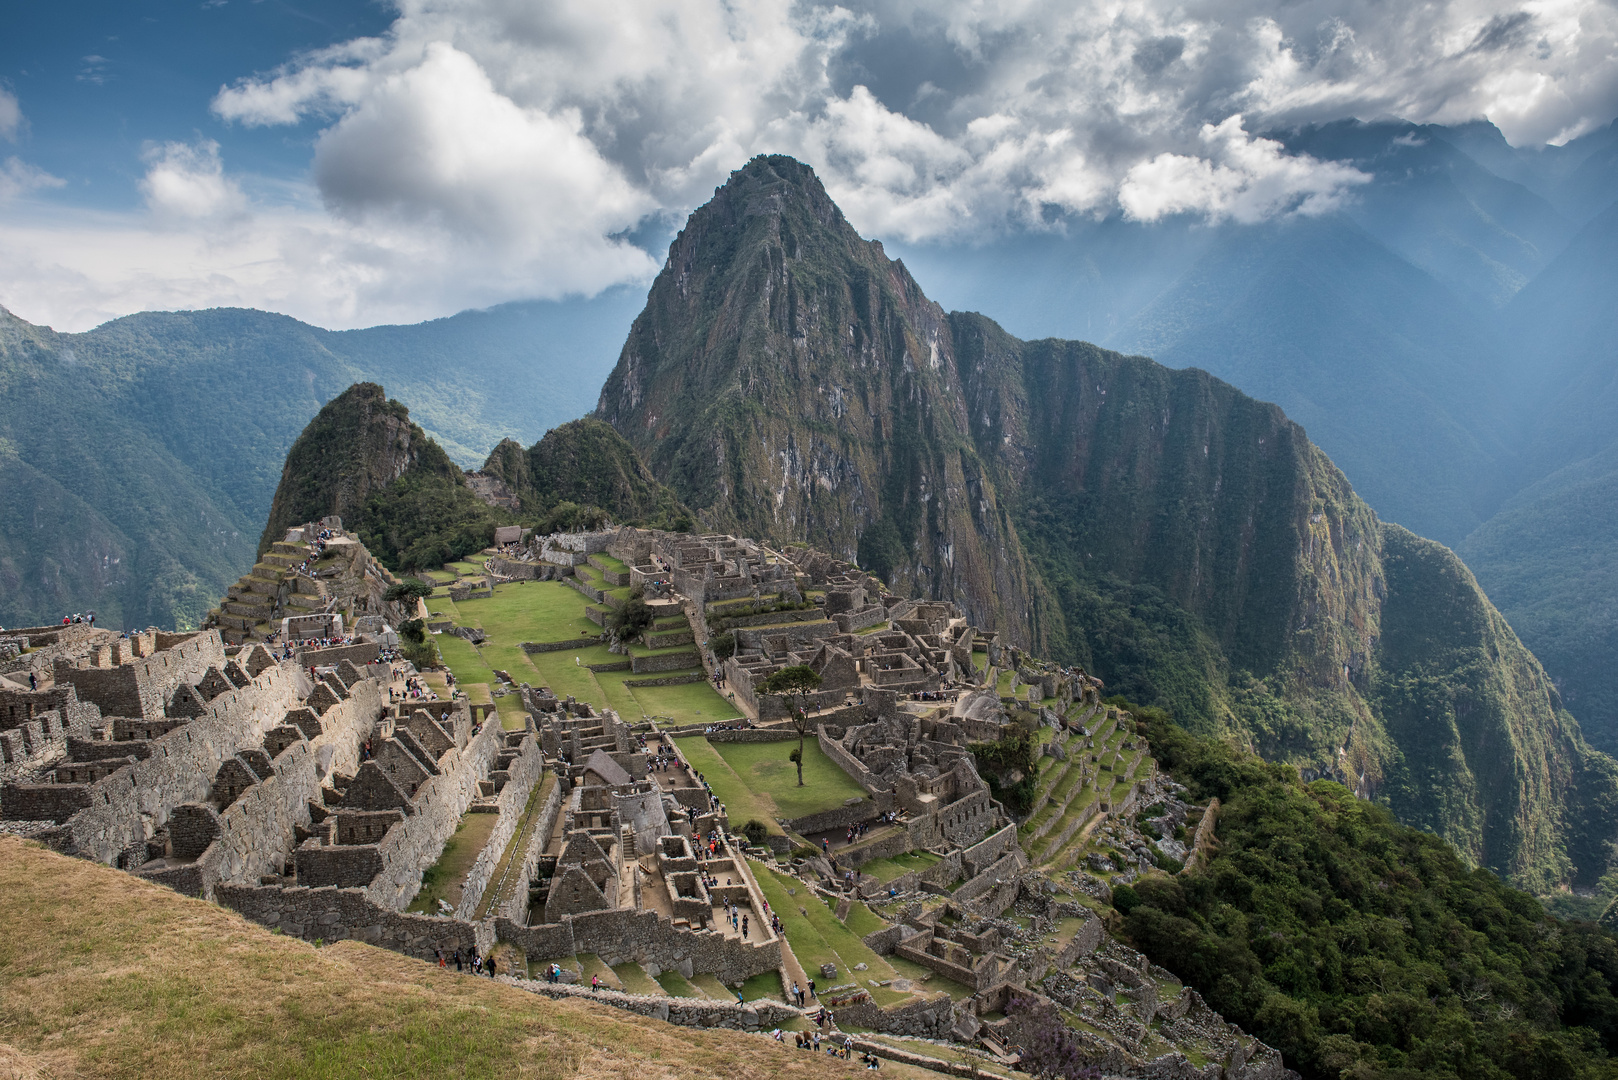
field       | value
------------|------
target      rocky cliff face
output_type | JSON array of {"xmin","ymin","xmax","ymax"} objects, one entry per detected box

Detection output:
[
  {"xmin": 596, "ymin": 156, "xmax": 1039, "ymax": 636},
  {"xmin": 596, "ymin": 155, "xmax": 1618, "ymax": 891},
  {"xmin": 258, "ymin": 383, "xmax": 459, "ymax": 552}
]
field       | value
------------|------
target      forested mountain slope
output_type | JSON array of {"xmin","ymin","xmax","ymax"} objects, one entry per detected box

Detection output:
[
  {"xmin": 597, "ymin": 154, "xmax": 1618, "ymax": 892},
  {"xmin": 0, "ymin": 293, "xmax": 637, "ymax": 631}
]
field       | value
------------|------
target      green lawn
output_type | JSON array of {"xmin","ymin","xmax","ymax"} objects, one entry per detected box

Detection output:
[
  {"xmin": 857, "ymin": 850, "xmax": 941, "ymax": 884},
  {"xmin": 590, "ymin": 552, "xmax": 630, "ymax": 574},
  {"xmin": 654, "ymin": 969, "xmax": 704, "ymax": 998},
  {"xmin": 672, "ymin": 736, "xmax": 783, "ymax": 835},
  {"xmin": 434, "ymin": 578, "xmax": 734, "ymax": 728},
  {"xmin": 842, "ymin": 902, "xmax": 890, "ymax": 938},
  {"xmin": 612, "ymin": 963, "xmax": 663, "ymax": 995},
  {"xmin": 406, "ymin": 812, "xmax": 499, "ymax": 913},
  {"xmin": 711, "ymin": 739, "xmax": 868, "ymax": 821},
  {"xmin": 749, "ymin": 863, "xmax": 911, "ymax": 1006}
]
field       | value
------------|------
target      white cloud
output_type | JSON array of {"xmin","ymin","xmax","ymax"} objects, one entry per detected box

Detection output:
[
  {"xmin": 0, "ymin": 88, "xmax": 21, "ymax": 142},
  {"xmin": 140, "ymin": 140, "xmax": 248, "ymax": 224},
  {"xmin": 4, "ymin": 0, "xmax": 1618, "ymax": 328},
  {"xmin": 0, "ymin": 157, "xmax": 65, "ymax": 202},
  {"xmin": 1119, "ymin": 116, "xmax": 1371, "ymax": 223}
]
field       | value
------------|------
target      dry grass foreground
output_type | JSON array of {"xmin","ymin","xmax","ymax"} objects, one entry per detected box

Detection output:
[{"xmin": 0, "ymin": 835, "xmax": 865, "ymax": 1080}]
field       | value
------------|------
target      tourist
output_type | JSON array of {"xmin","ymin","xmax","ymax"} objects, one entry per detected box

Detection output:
[
  {"xmin": 453, "ymin": 949, "xmax": 463, "ymax": 971},
  {"xmin": 591, "ymin": 974, "xmax": 600, "ymax": 992},
  {"xmin": 792, "ymin": 981, "xmax": 802, "ymax": 1006}
]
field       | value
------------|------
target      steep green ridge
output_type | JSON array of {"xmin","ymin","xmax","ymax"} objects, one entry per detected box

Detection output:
[
  {"xmin": 260, "ymin": 390, "xmax": 690, "ymax": 577},
  {"xmin": 258, "ymin": 383, "xmax": 505, "ymax": 573},
  {"xmin": 258, "ymin": 383, "xmax": 464, "ymax": 552},
  {"xmin": 480, "ymin": 418, "xmax": 691, "ymax": 529},
  {"xmin": 0, "ymin": 295, "xmax": 637, "ymax": 631},
  {"xmin": 596, "ymin": 155, "xmax": 1618, "ymax": 892},
  {"xmin": 1457, "ymin": 444, "xmax": 1618, "ymax": 754},
  {"xmin": 1126, "ymin": 709, "xmax": 1618, "ymax": 1080}
]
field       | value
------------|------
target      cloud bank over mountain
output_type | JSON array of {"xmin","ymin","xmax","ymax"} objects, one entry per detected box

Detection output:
[{"xmin": 3, "ymin": 0, "xmax": 1616, "ymax": 328}]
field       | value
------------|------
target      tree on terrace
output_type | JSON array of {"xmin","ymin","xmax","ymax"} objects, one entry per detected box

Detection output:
[{"xmin": 758, "ymin": 664, "xmax": 822, "ymax": 787}]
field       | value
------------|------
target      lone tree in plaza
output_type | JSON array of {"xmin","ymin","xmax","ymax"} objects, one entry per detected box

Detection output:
[{"xmin": 758, "ymin": 664, "xmax": 822, "ymax": 786}]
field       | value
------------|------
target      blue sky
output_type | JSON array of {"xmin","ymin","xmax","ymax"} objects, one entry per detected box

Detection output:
[
  {"xmin": 0, "ymin": 1, "xmax": 390, "ymax": 210},
  {"xmin": 1, "ymin": 0, "xmax": 1615, "ymax": 332}
]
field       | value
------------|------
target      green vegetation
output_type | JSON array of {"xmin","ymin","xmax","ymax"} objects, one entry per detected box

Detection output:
[
  {"xmin": 970, "ymin": 730, "xmax": 1040, "ymax": 815},
  {"xmin": 480, "ymin": 419, "xmax": 693, "ymax": 531},
  {"xmin": 1124, "ymin": 708, "xmax": 1618, "ymax": 1080},
  {"xmin": 709, "ymin": 738, "xmax": 867, "ymax": 820},
  {"xmin": 856, "ymin": 851, "xmax": 941, "ymax": 885},
  {"xmin": 406, "ymin": 812, "xmax": 498, "ymax": 914}
]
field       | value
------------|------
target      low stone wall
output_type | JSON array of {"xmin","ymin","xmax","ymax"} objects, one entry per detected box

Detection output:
[
  {"xmin": 833, "ymin": 606, "xmax": 888, "ymax": 634},
  {"xmin": 785, "ymin": 792, "xmax": 893, "ymax": 837},
  {"xmin": 836, "ymin": 825, "xmax": 912, "ymax": 871},
  {"xmin": 815, "ymin": 724, "xmax": 887, "ymax": 795},
  {"xmin": 455, "ymin": 735, "xmax": 545, "ymax": 920},
  {"xmin": 644, "ymin": 628, "xmax": 695, "ymax": 649},
  {"xmin": 624, "ymin": 673, "xmax": 706, "ymax": 688},
  {"xmin": 218, "ymin": 882, "xmax": 487, "ymax": 958},
  {"xmin": 830, "ymin": 993, "xmax": 955, "ymax": 1038},
  {"xmin": 586, "ymin": 660, "xmax": 632, "ymax": 672},
  {"xmin": 706, "ymin": 728, "xmax": 798, "ymax": 743},
  {"xmin": 521, "ymin": 638, "xmax": 595, "ymax": 654},
  {"xmin": 503, "ymin": 976, "xmax": 800, "ymax": 1028},
  {"xmin": 630, "ymin": 650, "xmax": 700, "ymax": 674},
  {"xmin": 496, "ymin": 905, "xmax": 781, "ymax": 986}
]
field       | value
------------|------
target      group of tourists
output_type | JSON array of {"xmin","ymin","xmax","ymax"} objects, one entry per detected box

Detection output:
[
  {"xmin": 394, "ymin": 675, "xmax": 435, "ymax": 701},
  {"xmin": 434, "ymin": 946, "xmax": 497, "ymax": 977},
  {"xmin": 789, "ymin": 978, "xmax": 818, "ymax": 1006},
  {"xmin": 59, "ymin": 612, "xmax": 95, "ymax": 626}
]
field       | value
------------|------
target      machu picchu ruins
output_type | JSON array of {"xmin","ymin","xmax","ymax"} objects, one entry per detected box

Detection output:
[{"xmin": 3, "ymin": 514, "xmax": 1291, "ymax": 1080}]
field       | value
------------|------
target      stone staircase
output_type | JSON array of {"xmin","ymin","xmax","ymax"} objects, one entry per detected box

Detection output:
[{"xmin": 208, "ymin": 541, "xmax": 331, "ymax": 644}]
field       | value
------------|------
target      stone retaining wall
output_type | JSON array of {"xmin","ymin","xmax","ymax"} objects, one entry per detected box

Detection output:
[
  {"xmin": 218, "ymin": 882, "xmax": 487, "ymax": 959},
  {"xmin": 630, "ymin": 650, "xmax": 700, "ymax": 674},
  {"xmin": 521, "ymin": 639, "xmax": 595, "ymax": 654},
  {"xmin": 623, "ymin": 673, "xmax": 706, "ymax": 688},
  {"xmin": 706, "ymin": 728, "xmax": 798, "ymax": 743},
  {"xmin": 496, "ymin": 905, "xmax": 781, "ymax": 986},
  {"xmin": 785, "ymin": 792, "xmax": 893, "ymax": 836},
  {"xmin": 366, "ymin": 713, "xmax": 504, "ymax": 910},
  {"xmin": 816, "ymin": 724, "xmax": 887, "ymax": 795},
  {"xmin": 36, "ymin": 666, "xmax": 303, "ymax": 867},
  {"xmin": 455, "ymin": 735, "xmax": 545, "ymax": 920},
  {"xmin": 503, "ymin": 976, "xmax": 801, "ymax": 1029},
  {"xmin": 502, "ymin": 774, "xmax": 564, "ymax": 925},
  {"xmin": 829, "ymin": 993, "xmax": 955, "ymax": 1038}
]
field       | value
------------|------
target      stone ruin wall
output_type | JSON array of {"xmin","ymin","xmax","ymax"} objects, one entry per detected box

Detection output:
[
  {"xmin": 501, "ymin": 771, "xmax": 565, "ymax": 925},
  {"xmin": 53, "ymin": 631, "xmax": 225, "ymax": 721},
  {"xmin": 218, "ymin": 881, "xmax": 489, "ymax": 958},
  {"xmin": 149, "ymin": 680, "xmax": 384, "ymax": 900},
  {"xmin": 37, "ymin": 664, "xmax": 303, "ymax": 867},
  {"xmin": 365, "ymin": 713, "xmax": 505, "ymax": 910},
  {"xmin": 497, "ymin": 906, "xmax": 783, "ymax": 987},
  {"xmin": 454, "ymin": 734, "xmax": 546, "ymax": 920}
]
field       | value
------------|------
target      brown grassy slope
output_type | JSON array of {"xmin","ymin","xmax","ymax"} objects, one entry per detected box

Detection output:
[{"xmin": 0, "ymin": 836, "xmax": 867, "ymax": 1080}]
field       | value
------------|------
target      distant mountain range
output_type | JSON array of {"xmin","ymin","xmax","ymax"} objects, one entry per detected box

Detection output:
[{"xmin": 1, "ymin": 116, "xmax": 1614, "ymax": 760}]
